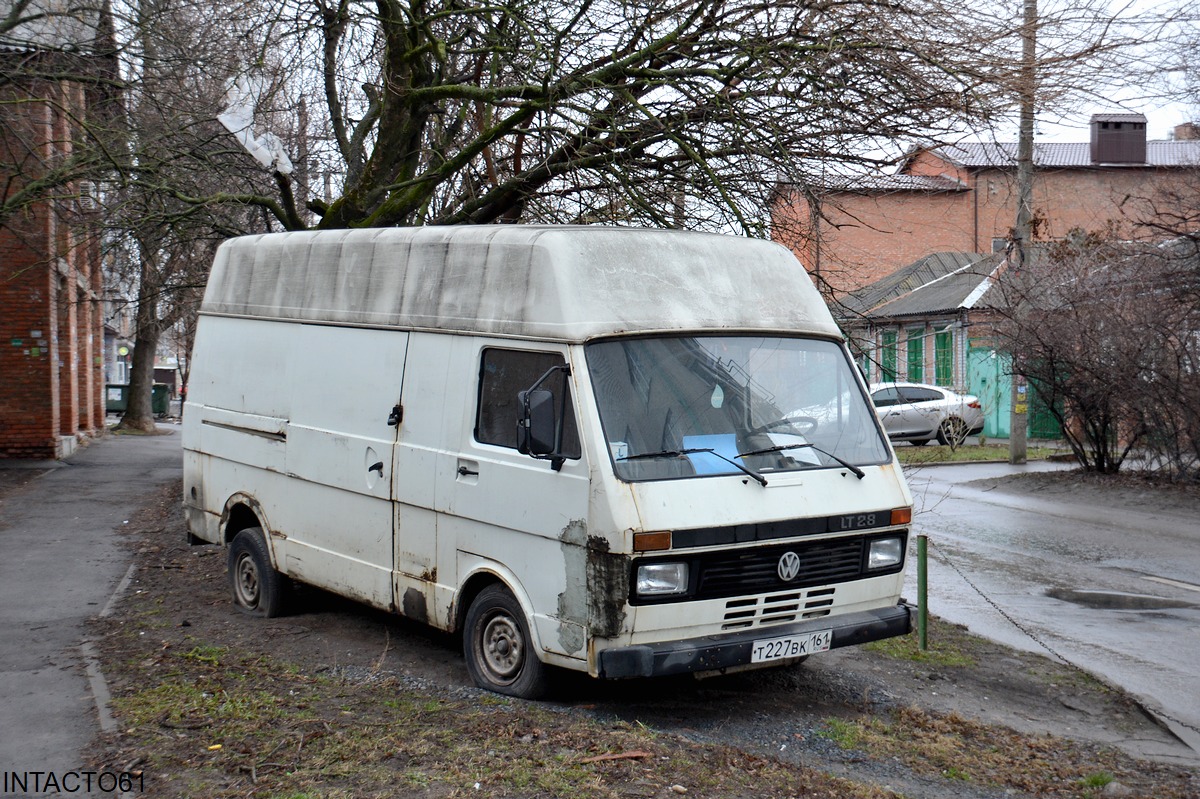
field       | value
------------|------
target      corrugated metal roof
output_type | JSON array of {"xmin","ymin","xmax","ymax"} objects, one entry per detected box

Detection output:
[
  {"xmin": 868, "ymin": 261, "xmax": 1003, "ymax": 318},
  {"xmin": 1090, "ymin": 113, "xmax": 1147, "ymax": 123},
  {"xmin": 817, "ymin": 174, "xmax": 967, "ymax": 193},
  {"xmin": 931, "ymin": 140, "xmax": 1200, "ymax": 168},
  {"xmin": 838, "ymin": 252, "xmax": 993, "ymax": 318}
]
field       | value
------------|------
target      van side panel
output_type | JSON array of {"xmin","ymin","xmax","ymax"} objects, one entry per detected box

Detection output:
[
  {"xmin": 183, "ymin": 316, "xmax": 293, "ymax": 543},
  {"xmin": 185, "ymin": 315, "xmax": 406, "ymax": 612}
]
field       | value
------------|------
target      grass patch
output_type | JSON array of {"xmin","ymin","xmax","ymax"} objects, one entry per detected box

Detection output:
[
  {"xmin": 181, "ymin": 645, "xmax": 227, "ymax": 666},
  {"xmin": 104, "ymin": 630, "xmax": 899, "ymax": 799},
  {"xmin": 1080, "ymin": 771, "xmax": 1115, "ymax": 788},
  {"xmin": 816, "ymin": 717, "xmax": 866, "ymax": 749},
  {"xmin": 895, "ymin": 443, "xmax": 1059, "ymax": 464},
  {"xmin": 815, "ymin": 707, "xmax": 1135, "ymax": 797},
  {"xmin": 862, "ymin": 619, "xmax": 977, "ymax": 668}
]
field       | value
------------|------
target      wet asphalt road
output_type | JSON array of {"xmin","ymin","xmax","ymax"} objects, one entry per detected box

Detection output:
[{"xmin": 904, "ymin": 460, "xmax": 1200, "ymax": 755}]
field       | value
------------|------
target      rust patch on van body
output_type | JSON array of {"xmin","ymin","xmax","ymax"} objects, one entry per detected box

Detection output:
[
  {"xmin": 585, "ymin": 535, "xmax": 628, "ymax": 638},
  {"xmin": 557, "ymin": 520, "xmax": 589, "ymax": 653},
  {"xmin": 402, "ymin": 587, "xmax": 428, "ymax": 624},
  {"xmin": 560, "ymin": 521, "xmax": 630, "ymax": 646}
]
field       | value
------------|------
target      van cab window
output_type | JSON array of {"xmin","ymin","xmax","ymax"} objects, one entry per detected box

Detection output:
[
  {"xmin": 587, "ymin": 335, "xmax": 889, "ymax": 482},
  {"xmin": 476, "ymin": 348, "xmax": 581, "ymax": 458}
]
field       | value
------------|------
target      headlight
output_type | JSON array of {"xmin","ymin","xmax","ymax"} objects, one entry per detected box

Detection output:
[
  {"xmin": 867, "ymin": 537, "xmax": 904, "ymax": 570},
  {"xmin": 636, "ymin": 562, "xmax": 689, "ymax": 597}
]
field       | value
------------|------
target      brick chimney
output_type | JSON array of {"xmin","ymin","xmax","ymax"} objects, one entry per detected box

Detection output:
[
  {"xmin": 1174, "ymin": 122, "xmax": 1200, "ymax": 141},
  {"xmin": 1090, "ymin": 113, "xmax": 1147, "ymax": 164}
]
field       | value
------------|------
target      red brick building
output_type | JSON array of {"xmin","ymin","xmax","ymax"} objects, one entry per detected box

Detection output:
[
  {"xmin": 772, "ymin": 114, "xmax": 1200, "ymax": 298},
  {"xmin": 1, "ymin": 9, "xmax": 115, "ymax": 458}
]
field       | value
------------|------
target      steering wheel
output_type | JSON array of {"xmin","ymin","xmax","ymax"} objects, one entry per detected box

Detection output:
[{"xmin": 749, "ymin": 415, "xmax": 818, "ymax": 437}]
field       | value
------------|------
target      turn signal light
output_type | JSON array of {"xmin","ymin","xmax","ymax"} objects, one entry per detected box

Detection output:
[
  {"xmin": 633, "ymin": 531, "xmax": 672, "ymax": 552},
  {"xmin": 890, "ymin": 507, "xmax": 913, "ymax": 526}
]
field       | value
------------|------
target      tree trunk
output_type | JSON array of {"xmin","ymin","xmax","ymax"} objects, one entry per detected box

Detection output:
[{"xmin": 115, "ymin": 250, "xmax": 163, "ymax": 433}]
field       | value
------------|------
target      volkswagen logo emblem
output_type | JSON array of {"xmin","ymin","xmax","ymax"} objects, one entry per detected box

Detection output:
[{"xmin": 777, "ymin": 551, "xmax": 801, "ymax": 582}]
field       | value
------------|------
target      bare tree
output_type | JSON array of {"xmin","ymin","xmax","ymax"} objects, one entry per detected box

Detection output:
[
  {"xmin": 992, "ymin": 233, "xmax": 1200, "ymax": 478},
  {"xmin": 9, "ymin": 0, "xmax": 1191, "ymax": 432},
  {"xmin": 195, "ymin": 0, "xmax": 1030, "ymax": 233},
  {"xmin": 102, "ymin": 0, "xmax": 278, "ymax": 431}
]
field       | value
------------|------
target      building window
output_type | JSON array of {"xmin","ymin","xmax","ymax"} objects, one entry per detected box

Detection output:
[
  {"xmin": 476, "ymin": 348, "xmax": 581, "ymax": 457},
  {"xmin": 906, "ymin": 327, "xmax": 924, "ymax": 383},
  {"xmin": 880, "ymin": 331, "xmax": 897, "ymax": 382},
  {"xmin": 934, "ymin": 329, "xmax": 953, "ymax": 386}
]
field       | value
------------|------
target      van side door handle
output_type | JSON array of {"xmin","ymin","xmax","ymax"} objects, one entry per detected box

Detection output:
[
  {"xmin": 457, "ymin": 465, "xmax": 479, "ymax": 477},
  {"xmin": 369, "ymin": 461, "xmax": 384, "ymax": 476}
]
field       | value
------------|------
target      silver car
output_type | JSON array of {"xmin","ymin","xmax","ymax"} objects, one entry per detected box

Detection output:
[{"xmin": 869, "ymin": 382, "xmax": 984, "ymax": 446}]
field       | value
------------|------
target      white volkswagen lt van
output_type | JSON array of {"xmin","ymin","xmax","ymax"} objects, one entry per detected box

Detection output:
[{"xmin": 182, "ymin": 225, "xmax": 914, "ymax": 698}]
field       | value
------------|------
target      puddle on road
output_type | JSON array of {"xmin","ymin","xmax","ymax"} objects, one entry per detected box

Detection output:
[{"xmin": 1046, "ymin": 588, "xmax": 1197, "ymax": 610}]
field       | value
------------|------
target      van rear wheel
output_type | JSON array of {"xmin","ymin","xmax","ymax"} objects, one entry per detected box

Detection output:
[
  {"xmin": 464, "ymin": 584, "xmax": 548, "ymax": 699},
  {"xmin": 229, "ymin": 527, "xmax": 288, "ymax": 618}
]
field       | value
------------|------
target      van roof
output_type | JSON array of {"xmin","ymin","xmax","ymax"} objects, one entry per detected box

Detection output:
[{"xmin": 201, "ymin": 226, "xmax": 840, "ymax": 342}]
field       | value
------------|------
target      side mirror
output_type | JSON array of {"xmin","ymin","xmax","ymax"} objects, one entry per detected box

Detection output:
[
  {"xmin": 515, "ymin": 364, "xmax": 571, "ymax": 471},
  {"xmin": 517, "ymin": 389, "xmax": 557, "ymax": 456}
]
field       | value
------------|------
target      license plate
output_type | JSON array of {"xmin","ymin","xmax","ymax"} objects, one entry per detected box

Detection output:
[{"xmin": 750, "ymin": 629, "xmax": 832, "ymax": 663}]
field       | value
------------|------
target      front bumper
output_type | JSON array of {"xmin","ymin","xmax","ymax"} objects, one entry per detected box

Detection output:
[{"xmin": 597, "ymin": 602, "xmax": 913, "ymax": 679}]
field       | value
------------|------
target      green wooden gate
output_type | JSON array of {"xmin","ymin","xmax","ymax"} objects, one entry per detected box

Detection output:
[{"xmin": 966, "ymin": 347, "xmax": 1062, "ymax": 440}]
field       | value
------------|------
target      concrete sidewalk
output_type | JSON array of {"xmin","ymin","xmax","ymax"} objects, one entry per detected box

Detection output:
[{"xmin": 0, "ymin": 426, "xmax": 181, "ymax": 794}]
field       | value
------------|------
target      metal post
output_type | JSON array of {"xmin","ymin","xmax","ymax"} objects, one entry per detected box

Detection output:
[
  {"xmin": 1009, "ymin": 0, "xmax": 1036, "ymax": 465},
  {"xmin": 917, "ymin": 534, "xmax": 928, "ymax": 651}
]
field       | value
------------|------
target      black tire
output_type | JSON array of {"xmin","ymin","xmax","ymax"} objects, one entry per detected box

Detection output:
[
  {"xmin": 909, "ymin": 439, "xmax": 930, "ymax": 447},
  {"xmin": 228, "ymin": 527, "xmax": 289, "ymax": 618},
  {"xmin": 937, "ymin": 416, "xmax": 970, "ymax": 447},
  {"xmin": 463, "ymin": 584, "xmax": 548, "ymax": 699}
]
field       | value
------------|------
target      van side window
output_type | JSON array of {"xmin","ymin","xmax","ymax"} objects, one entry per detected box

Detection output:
[{"xmin": 476, "ymin": 349, "xmax": 581, "ymax": 458}]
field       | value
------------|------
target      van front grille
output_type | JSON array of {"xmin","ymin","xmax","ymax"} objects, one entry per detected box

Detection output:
[
  {"xmin": 630, "ymin": 532, "xmax": 906, "ymax": 606},
  {"xmin": 696, "ymin": 537, "xmax": 866, "ymax": 599},
  {"xmin": 721, "ymin": 588, "xmax": 836, "ymax": 630}
]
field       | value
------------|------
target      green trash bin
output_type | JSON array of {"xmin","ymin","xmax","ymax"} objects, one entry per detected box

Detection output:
[
  {"xmin": 152, "ymin": 384, "xmax": 169, "ymax": 416},
  {"xmin": 107, "ymin": 384, "xmax": 170, "ymax": 416},
  {"xmin": 106, "ymin": 384, "xmax": 128, "ymax": 414}
]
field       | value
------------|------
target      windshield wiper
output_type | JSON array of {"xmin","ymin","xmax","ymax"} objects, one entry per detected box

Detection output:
[
  {"xmin": 737, "ymin": 442, "xmax": 865, "ymax": 480},
  {"xmin": 620, "ymin": 448, "xmax": 768, "ymax": 487}
]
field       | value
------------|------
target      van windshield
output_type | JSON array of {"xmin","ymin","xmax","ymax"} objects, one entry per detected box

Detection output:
[{"xmin": 585, "ymin": 335, "xmax": 889, "ymax": 482}]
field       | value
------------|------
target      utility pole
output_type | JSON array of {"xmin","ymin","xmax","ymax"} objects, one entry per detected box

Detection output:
[{"xmin": 1009, "ymin": 0, "xmax": 1036, "ymax": 465}]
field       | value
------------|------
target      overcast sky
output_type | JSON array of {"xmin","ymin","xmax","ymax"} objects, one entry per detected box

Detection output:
[{"xmin": 1020, "ymin": 100, "xmax": 1196, "ymax": 142}]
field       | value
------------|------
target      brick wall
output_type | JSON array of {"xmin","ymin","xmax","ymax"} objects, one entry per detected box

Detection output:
[
  {"xmin": 772, "ymin": 158, "xmax": 1197, "ymax": 297},
  {"xmin": 773, "ymin": 186, "xmax": 977, "ymax": 295},
  {"xmin": 0, "ymin": 78, "xmax": 105, "ymax": 459}
]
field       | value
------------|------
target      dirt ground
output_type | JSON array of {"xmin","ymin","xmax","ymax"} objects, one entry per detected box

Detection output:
[{"xmin": 60, "ymin": 472, "xmax": 1200, "ymax": 797}]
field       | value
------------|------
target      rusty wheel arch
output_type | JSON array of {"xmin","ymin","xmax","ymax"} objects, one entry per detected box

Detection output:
[
  {"xmin": 452, "ymin": 571, "xmax": 508, "ymax": 636},
  {"xmin": 219, "ymin": 493, "xmax": 271, "ymax": 545}
]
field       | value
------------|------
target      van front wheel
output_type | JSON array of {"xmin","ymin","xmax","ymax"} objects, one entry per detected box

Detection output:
[
  {"xmin": 229, "ymin": 527, "xmax": 288, "ymax": 618},
  {"xmin": 464, "ymin": 584, "xmax": 548, "ymax": 699}
]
